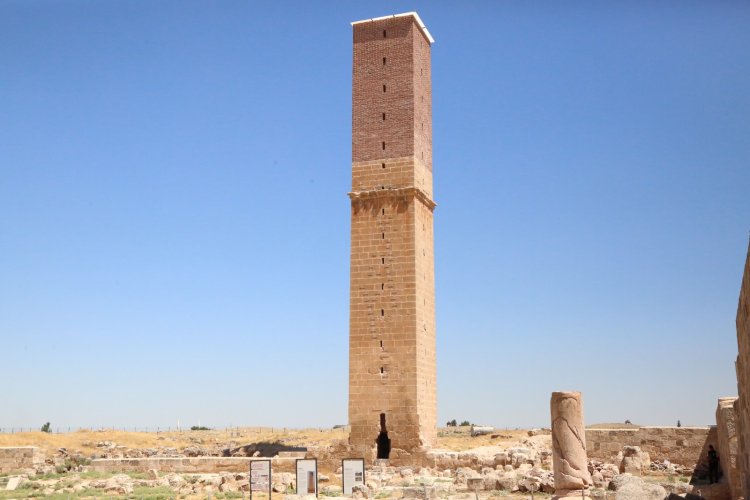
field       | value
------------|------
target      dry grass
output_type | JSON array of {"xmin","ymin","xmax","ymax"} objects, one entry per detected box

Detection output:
[
  {"xmin": 0, "ymin": 427, "xmax": 350, "ymax": 456},
  {"xmin": 435, "ymin": 427, "xmax": 528, "ymax": 451},
  {"xmin": 0, "ymin": 426, "xmax": 540, "ymax": 457}
]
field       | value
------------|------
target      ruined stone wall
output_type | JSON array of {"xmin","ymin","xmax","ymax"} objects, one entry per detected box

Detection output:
[
  {"xmin": 586, "ymin": 427, "xmax": 715, "ymax": 468},
  {"xmin": 349, "ymin": 13, "xmax": 436, "ymax": 455},
  {"xmin": 716, "ymin": 397, "xmax": 740, "ymax": 499},
  {"xmin": 735, "ymin": 241, "xmax": 750, "ymax": 498},
  {"xmin": 90, "ymin": 457, "xmax": 297, "ymax": 474},
  {"xmin": 0, "ymin": 447, "xmax": 44, "ymax": 473}
]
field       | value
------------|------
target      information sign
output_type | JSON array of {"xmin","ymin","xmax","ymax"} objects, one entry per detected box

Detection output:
[
  {"xmin": 250, "ymin": 459, "xmax": 272, "ymax": 499},
  {"xmin": 342, "ymin": 458, "xmax": 365, "ymax": 496},
  {"xmin": 296, "ymin": 458, "xmax": 318, "ymax": 496}
]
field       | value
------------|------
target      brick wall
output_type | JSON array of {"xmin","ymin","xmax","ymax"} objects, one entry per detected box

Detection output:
[
  {"xmin": 0, "ymin": 447, "xmax": 44, "ymax": 473},
  {"xmin": 586, "ymin": 427, "xmax": 715, "ymax": 468},
  {"xmin": 349, "ymin": 13, "xmax": 436, "ymax": 456}
]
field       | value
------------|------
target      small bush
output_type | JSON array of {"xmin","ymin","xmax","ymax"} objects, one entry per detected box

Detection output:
[
  {"xmin": 459, "ymin": 420, "xmax": 471, "ymax": 427},
  {"xmin": 190, "ymin": 425, "xmax": 211, "ymax": 431},
  {"xmin": 40, "ymin": 422, "xmax": 51, "ymax": 433}
]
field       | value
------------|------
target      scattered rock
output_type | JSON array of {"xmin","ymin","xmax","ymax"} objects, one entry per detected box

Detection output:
[
  {"xmin": 5, "ymin": 477, "xmax": 22, "ymax": 491},
  {"xmin": 470, "ymin": 426, "xmax": 494, "ymax": 437},
  {"xmin": 619, "ymin": 446, "xmax": 650, "ymax": 475},
  {"xmin": 321, "ymin": 485, "xmax": 342, "ymax": 496},
  {"xmin": 352, "ymin": 484, "xmax": 370, "ymax": 498},
  {"xmin": 608, "ymin": 474, "xmax": 666, "ymax": 500}
]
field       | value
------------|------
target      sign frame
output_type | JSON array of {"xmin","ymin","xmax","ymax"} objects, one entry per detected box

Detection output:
[
  {"xmin": 295, "ymin": 458, "xmax": 318, "ymax": 497},
  {"xmin": 250, "ymin": 459, "xmax": 272, "ymax": 500},
  {"xmin": 341, "ymin": 458, "xmax": 366, "ymax": 496}
]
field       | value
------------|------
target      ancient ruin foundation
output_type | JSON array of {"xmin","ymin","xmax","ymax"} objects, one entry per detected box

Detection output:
[
  {"xmin": 348, "ymin": 12, "xmax": 437, "ymax": 457},
  {"xmin": 550, "ymin": 391, "xmax": 592, "ymax": 498}
]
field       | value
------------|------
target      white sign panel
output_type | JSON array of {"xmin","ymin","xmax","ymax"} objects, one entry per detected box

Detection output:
[
  {"xmin": 342, "ymin": 458, "xmax": 365, "ymax": 496},
  {"xmin": 296, "ymin": 458, "xmax": 318, "ymax": 496},
  {"xmin": 250, "ymin": 459, "xmax": 271, "ymax": 494}
]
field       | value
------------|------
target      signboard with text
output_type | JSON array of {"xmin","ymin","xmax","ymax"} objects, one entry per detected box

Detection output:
[
  {"xmin": 342, "ymin": 458, "xmax": 365, "ymax": 496},
  {"xmin": 250, "ymin": 459, "xmax": 271, "ymax": 499}
]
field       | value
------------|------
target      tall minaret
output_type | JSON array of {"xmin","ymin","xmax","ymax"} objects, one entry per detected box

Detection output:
[{"xmin": 348, "ymin": 12, "xmax": 436, "ymax": 457}]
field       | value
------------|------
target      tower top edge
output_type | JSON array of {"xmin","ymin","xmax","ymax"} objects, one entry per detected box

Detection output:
[{"xmin": 351, "ymin": 12, "xmax": 435, "ymax": 44}]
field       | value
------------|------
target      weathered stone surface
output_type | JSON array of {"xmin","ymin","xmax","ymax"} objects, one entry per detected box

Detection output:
[
  {"xmin": 730, "ymin": 242, "xmax": 749, "ymax": 499},
  {"xmin": 5, "ymin": 477, "xmax": 22, "ymax": 491},
  {"xmin": 716, "ymin": 396, "xmax": 740, "ymax": 500},
  {"xmin": 586, "ymin": 426, "xmax": 714, "ymax": 467},
  {"xmin": 0, "ymin": 447, "xmax": 45, "ymax": 474},
  {"xmin": 521, "ymin": 467, "xmax": 554, "ymax": 494},
  {"xmin": 608, "ymin": 474, "xmax": 666, "ymax": 500},
  {"xmin": 551, "ymin": 391, "xmax": 592, "ymax": 495},
  {"xmin": 619, "ymin": 446, "xmax": 650, "ymax": 475}
]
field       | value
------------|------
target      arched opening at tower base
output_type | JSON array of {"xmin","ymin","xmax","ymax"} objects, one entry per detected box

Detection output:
[{"xmin": 377, "ymin": 413, "xmax": 391, "ymax": 459}]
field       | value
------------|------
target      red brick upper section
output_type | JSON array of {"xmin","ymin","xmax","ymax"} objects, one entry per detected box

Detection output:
[{"xmin": 352, "ymin": 16, "xmax": 432, "ymax": 170}]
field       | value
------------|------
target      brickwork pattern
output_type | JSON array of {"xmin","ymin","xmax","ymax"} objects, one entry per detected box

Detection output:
[
  {"xmin": 586, "ymin": 427, "xmax": 715, "ymax": 468},
  {"xmin": 735, "ymin": 241, "xmax": 750, "ymax": 498},
  {"xmin": 0, "ymin": 447, "xmax": 44, "ymax": 473},
  {"xmin": 349, "ymin": 13, "xmax": 436, "ymax": 454}
]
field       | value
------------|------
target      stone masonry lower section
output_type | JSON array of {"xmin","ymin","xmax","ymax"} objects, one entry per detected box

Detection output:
[
  {"xmin": 90, "ymin": 457, "xmax": 298, "ymax": 474},
  {"xmin": 0, "ymin": 447, "xmax": 45, "ymax": 474},
  {"xmin": 586, "ymin": 427, "xmax": 716, "ymax": 468}
]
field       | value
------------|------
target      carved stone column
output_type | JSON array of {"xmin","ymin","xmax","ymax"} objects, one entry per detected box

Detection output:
[{"xmin": 551, "ymin": 391, "xmax": 592, "ymax": 498}]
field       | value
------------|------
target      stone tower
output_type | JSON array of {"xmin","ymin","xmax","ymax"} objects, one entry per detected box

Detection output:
[{"xmin": 348, "ymin": 12, "xmax": 436, "ymax": 458}]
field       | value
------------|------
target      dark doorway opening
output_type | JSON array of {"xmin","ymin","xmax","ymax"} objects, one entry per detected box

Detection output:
[{"xmin": 376, "ymin": 413, "xmax": 391, "ymax": 459}]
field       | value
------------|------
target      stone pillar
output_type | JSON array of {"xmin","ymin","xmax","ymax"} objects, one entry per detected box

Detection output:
[
  {"xmin": 716, "ymin": 397, "xmax": 740, "ymax": 500},
  {"xmin": 551, "ymin": 391, "xmax": 592, "ymax": 499}
]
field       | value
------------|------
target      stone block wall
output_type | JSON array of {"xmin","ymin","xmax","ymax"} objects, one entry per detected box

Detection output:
[
  {"xmin": 586, "ymin": 427, "xmax": 715, "ymax": 468},
  {"xmin": 735, "ymin": 241, "xmax": 750, "ymax": 499},
  {"xmin": 0, "ymin": 447, "xmax": 44, "ymax": 473},
  {"xmin": 90, "ymin": 457, "xmax": 297, "ymax": 474}
]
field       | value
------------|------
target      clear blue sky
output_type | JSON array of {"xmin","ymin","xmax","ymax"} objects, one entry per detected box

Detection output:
[{"xmin": 2, "ymin": 0, "xmax": 749, "ymax": 431}]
